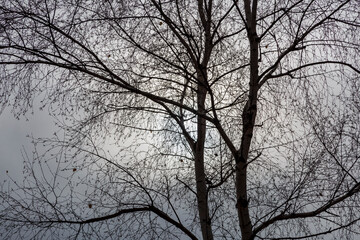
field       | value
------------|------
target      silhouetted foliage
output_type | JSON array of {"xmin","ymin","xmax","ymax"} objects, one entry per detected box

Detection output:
[{"xmin": 0, "ymin": 0, "xmax": 359, "ymax": 239}]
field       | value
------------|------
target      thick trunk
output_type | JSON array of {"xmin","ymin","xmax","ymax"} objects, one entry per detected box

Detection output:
[
  {"xmin": 236, "ymin": 97, "xmax": 257, "ymax": 240},
  {"xmin": 236, "ymin": 161, "xmax": 253, "ymax": 240},
  {"xmin": 236, "ymin": 43, "xmax": 258, "ymax": 240},
  {"xmin": 236, "ymin": 81, "xmax": 257, "ymax": 240},
  {"xmin": 236, "ymin": 1, "xmax": 259, "ymax": 239},
  {"xmin": 194, "ymin": 2, "xmax": 213, "ymax": 237},
  {"xmin": 195, "ymin": 82, "xmax": 214, "ymax": 240}
]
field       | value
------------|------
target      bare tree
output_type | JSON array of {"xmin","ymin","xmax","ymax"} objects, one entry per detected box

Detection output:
[{"xmin": 0, "ymin": 0, "xmax": 359, "ymax": 239}]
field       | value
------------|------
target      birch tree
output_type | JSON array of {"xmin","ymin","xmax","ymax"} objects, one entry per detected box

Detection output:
[{"xmin": 0, "ymin": 0, "xmax": 359, "ymax": 239}]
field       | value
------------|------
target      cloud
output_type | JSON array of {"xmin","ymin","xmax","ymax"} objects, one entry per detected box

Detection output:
[{"xmin": 0, "ymin": 107, "xmax": 57, "ymax": 182}]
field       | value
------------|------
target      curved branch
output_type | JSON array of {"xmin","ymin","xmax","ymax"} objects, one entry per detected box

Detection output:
[
  {"xmin": 5, "ymin": 206, "xmax": 198, "ymax": 240},
  {"xmin": 268, "ymin": 61, "xmax": 360, "ymax": 79},
  {"xmin": 262, "ymin": 216, "xmax": 360, "ymax": 239},
  {"xmin": 253, "ymin": 182, "xmax": 360, "ymax": 236},
  {"xmin": 258, "ymin": 0, "xmax": 352, "ymax": 87}
]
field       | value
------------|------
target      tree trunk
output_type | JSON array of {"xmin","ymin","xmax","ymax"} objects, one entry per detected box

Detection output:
[
  {"xmin": 195, "ymin": 80, "xmax": 214, "ymax": 240},
  {"xmin": 236, "ymin": 84, "xmax": 258, "ymax": 240},
  {"xmin": 194, "ymin": 1, "xmax": 214, "ymax": 237},
  {"xmin": 235, "ymin": 1, "xmax": 259, "ymax": 239},
  {"xmin": 236, "ymin": 99, "xmax": 257, "ymax": 240}
]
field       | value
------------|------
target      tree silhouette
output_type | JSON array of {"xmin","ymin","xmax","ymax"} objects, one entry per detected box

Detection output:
[{"xmin": 0, "ymin": 0, "xmax": 359, "ymax": 239}]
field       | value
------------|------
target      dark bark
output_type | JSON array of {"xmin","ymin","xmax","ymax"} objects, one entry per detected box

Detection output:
[
  {"xmin": 235, "ymin": 0, "xmax": 259, "ymax": 239},
  {"xmin": 194, "ymin": 68, "xmax": 213, "ymax": 240},
  {"xmin": 193, "ymin": 2, "xmax": 215, "ymax": 239},
  {"xmin": 195, "ymin": 88, "xmax": 213, "ymax": 240}
]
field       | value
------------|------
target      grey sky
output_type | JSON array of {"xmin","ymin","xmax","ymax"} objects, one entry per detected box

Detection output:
[{"xmin": 0, "ymin": 107, "xmax": 56, "ymax": 183}]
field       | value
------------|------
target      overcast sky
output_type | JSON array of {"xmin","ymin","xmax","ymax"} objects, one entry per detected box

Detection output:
[{"xmin": 0, "ymin": 106, "xmax": 57, "ymax": 183}]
